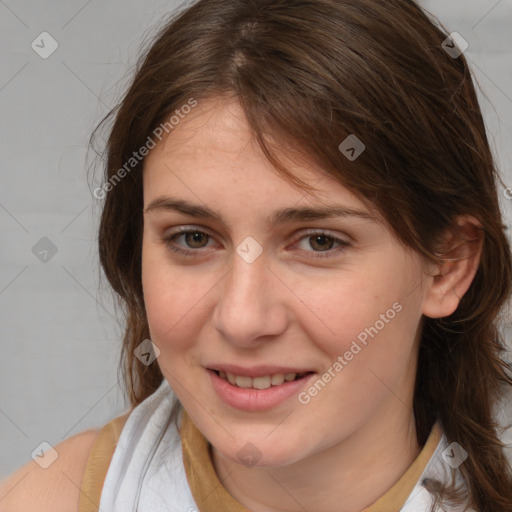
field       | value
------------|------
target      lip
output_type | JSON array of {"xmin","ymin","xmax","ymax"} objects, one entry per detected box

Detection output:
[
  {"xmin": 207, "ymin": 368, "xmax": 316, "ymax": 412},
  {"xmin": 206, "ymin": 363, "xmax": 314, "ymax": 378}
]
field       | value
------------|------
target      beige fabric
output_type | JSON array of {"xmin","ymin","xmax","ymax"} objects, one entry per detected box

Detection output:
[{"xmin": 78, "ymin": 411, "xmax": 131, "ymax": 512}]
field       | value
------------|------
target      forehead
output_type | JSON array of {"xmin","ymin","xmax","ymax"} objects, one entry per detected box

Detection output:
[{"xmin": 142, "ymin": 96, "xmax": 369, "ymax": 212}]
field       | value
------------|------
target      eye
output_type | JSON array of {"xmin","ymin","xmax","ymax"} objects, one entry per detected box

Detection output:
[
  {"xmin": 163, "ymin": 228, "xmax": 216, "ymax": 255},
  {"xmin": 162, "ymin": 227, "xmax": 350, "ymax": 259},
  {"xmin": 293, "ymin": 231, "xmax": 350, "ymax": 258}
]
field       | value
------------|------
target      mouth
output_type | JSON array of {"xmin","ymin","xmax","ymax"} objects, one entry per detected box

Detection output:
[
  {"xmin": 207, "ymin": 366, "xmax": 317, "ymax": 411},
  {"xmin": 208, "ymin": 369, "xmax": 314, "ymax": 390}
]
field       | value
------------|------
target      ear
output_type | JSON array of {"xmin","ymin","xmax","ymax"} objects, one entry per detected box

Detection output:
[{"xmin": 422, "ymin": 215, "xmax": 484, "ymax": 319}]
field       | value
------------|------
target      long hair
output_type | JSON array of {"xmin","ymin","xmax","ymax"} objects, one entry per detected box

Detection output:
[{"xmin": 91, "ymin": 1, "xmax": 512, "ymax": 510}]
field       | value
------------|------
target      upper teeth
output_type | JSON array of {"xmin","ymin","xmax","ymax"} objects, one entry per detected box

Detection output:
[{"xmin": 218, "ymin": 371, "xmax": 306, "ymax": 389}]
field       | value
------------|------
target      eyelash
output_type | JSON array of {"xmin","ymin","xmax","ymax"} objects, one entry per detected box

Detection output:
[{"xmin": 162, "ymin": 228, "xmax": 350, "ymax": 259}]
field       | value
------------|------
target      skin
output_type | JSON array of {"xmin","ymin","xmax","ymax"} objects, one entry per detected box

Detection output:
[{"xmin": 141, "ymin": 96, "xmax": 481, "ymax": 512}]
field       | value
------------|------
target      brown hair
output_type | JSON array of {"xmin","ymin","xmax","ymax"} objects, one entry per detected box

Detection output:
[{"xmin": 91, "ymin": 0, "xmax": 512, "ymax": 510}]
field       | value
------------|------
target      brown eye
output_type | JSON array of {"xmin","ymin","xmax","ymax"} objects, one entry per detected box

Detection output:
[
  {"xmin": 184, "ymin": 231, "xmax": 210, "ymax": 248},
  {"xmin": 163, "ymin": 228, "xmax": 215, "ymax": 255},
  {"xmin": 308, "ymin": 234, "xmax": 335, "ymax": 251},
  {"xmin": 294, "ymin": 231, "xmax": 350, "ymax": 259}
]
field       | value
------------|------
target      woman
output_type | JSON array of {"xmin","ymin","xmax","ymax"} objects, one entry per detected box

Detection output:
[{"xmin": 1, "ymin": 0, "xmax": 511, "ymax": 510}]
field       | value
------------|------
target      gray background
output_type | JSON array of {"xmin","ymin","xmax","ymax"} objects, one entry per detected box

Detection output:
[{"xmin": 1, "ymin": 0, "xmax": 511, "ymax": 478}]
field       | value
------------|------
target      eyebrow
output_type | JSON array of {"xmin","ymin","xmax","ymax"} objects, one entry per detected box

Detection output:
[{"xmin": 143, "ymin": 197, "xmax": 376, "ymax": 226}]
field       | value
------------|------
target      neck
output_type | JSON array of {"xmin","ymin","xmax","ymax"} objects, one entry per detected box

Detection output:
[{"xmin": 211, "ymin": 405, "xmax": 421, "ymax": 512}]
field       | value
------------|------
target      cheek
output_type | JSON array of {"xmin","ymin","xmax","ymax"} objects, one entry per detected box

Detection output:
[
  {"xmin": 290, "ymin": 259, "xmax": 423, "ymax": 378},
  {"xmin": 288, "ymin": 268, "xmax": 403, "ymax": 345},
  {"xmin": 141, "ymin": 245, "xmax": 206, "ymax": 353}
]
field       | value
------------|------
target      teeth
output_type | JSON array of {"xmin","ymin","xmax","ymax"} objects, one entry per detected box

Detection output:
[
  {"xmin": 270, "ymin": 374, "xmax": 285, "ymax": 386},
  {"xmin": 235, "ymin": 375, "xmax": 252, "ymax": 388},
  {"xmin": 218, "ymin": 371, "xmax": 307, "ymax": 389},
  {"xmin": 252, "ymin": 376, "xmax": 271, "ymax": 390}
]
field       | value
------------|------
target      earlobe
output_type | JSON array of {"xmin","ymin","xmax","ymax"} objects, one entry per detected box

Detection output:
[{"xmin": 422, "ymin": 216, "xmax": 483, "ymax": 319}]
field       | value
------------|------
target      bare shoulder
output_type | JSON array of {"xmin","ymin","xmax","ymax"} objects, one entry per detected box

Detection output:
[{"xmin": 0, "ymin": 427, "xmax": 101, "ymax": 512}]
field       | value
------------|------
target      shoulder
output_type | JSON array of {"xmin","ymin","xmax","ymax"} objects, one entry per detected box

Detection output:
[{"xmin": 0, "ymin": 427, "xmax": 101, "ymax": 512}]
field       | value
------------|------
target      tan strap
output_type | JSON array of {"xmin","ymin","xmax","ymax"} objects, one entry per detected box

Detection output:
[
  {"xmin": 181, "ymin": 408, "xmax": 250, "ymax": 512},
  {"xmin": 362, "ymin": 422, "xmax": 443, "ymax": 511},
  {"xmin": 78, "ymin": 411, "xmax": 131, "ymax": 512}
]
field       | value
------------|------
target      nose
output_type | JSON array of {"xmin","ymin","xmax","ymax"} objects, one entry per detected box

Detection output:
[{"xmin": 212, "ymin": 249, "xmax": 288, "ymax": 348}]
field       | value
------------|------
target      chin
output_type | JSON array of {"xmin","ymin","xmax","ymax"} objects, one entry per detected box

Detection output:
[{"xmin": 214, "ymin": 436, "xmax": 306, "ymax": 469}]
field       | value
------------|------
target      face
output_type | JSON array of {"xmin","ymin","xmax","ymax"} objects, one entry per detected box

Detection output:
[{"xmin": 141, "ymin": 96, "xmax": 431, "ymax": 468}]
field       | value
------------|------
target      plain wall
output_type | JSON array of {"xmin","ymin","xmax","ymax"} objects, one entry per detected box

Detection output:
[{"xmin": 1, "ymin": 0, "xmax": 511, "ymax": 478}]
